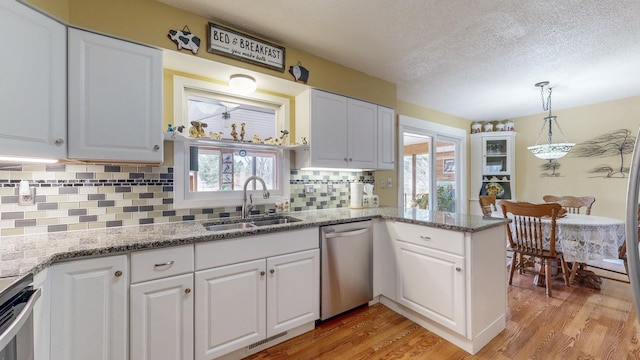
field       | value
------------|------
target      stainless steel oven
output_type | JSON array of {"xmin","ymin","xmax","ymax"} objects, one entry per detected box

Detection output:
[{"xmin": 0, "ymin": 275, "xmax": 40, "ymax": 360}]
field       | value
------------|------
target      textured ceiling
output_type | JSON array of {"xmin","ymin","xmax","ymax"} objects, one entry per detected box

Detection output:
[{"xmin": 159, "ymin": 0, "xmax": 640, "ymax": 121}]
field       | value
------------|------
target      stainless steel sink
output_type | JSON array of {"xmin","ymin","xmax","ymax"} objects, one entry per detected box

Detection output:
[
  {"xmin": 204, "ymin": 222, "xmax": 256, "ymax": 231},
  {"xmin": 204, "ymin": 215, "xmax": 302, "ymax": 231},
  {"xmin": 251, "ymin": 216, "xmax": 302, "ymax": 227}
]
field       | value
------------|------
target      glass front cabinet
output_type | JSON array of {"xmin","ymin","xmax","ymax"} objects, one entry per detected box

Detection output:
[{"xmin": 470, "ymin": 131, "xmax": 516, "ymax": 215}]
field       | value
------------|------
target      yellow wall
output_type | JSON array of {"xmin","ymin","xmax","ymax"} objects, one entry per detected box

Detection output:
[{"xmin": 513, "ymin": 96, "xmax": 640, "ymax": 219}]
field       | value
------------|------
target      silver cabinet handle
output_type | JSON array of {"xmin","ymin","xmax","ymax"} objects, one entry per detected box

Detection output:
[
  {"xmin": 154, "ymin": 261, "xmax": 174, "ymax": 268},
  {"xmin": 420, "ymin": 235, "xmax": 432, "ymax": 240},
  {"xmin": 153, "ymin": 145, "xmax": 160, "ymax": 151},
  {"xmin": 55, "ymin": 138, "xmax": 64, "ymax": 146}
]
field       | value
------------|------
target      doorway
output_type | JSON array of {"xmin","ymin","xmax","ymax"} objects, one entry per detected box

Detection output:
[{"xmin": 398, "ymin": 115, "xmax": 466, "ymax": 213}]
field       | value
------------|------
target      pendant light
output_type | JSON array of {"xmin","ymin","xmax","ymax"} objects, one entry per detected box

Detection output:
[{"xmin": 527, "ymin": 81, "xmax": 575, "ymax": 160}]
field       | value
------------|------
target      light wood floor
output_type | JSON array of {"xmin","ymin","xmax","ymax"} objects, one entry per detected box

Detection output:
[{"xmin": 247, "ymin": 272, "xmax": 640, "ymax": 359}]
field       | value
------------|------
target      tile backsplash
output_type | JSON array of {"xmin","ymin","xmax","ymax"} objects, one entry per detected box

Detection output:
[{"xmin": 0, "ymin": 163, "xmax": 374, "ymax": 236}]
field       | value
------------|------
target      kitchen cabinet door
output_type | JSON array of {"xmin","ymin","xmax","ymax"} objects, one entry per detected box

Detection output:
[
  {"xmin": 347, "ymin": 98, "xmax": 378, "ymax": 169},
  {"xmin": 377, "ymin": 106, "xmax": 395, "ymax": 170},
  {"xmin": 395, "ymin": 240, "xmax": 466, "ymax": 336},
  {"xmin": 309, "ymin": 89, "xmax": 349, "ymax": 167},
  {"xmin": 68, "ymin": 28, "xmax": 163, "ymax": 163},
  {"xmin": 50, "ymin": 255, "xmax": 128, "ymax": 360},
  {"xmin": 195, "ymin": 259, "xmax": 266, "ymax": 360},
  {"xmin": 0, "ymin": 1, "xmax": 66, "ymax": 160},
  {"xmin": 130, "ymin": 273, "xmax": 193, "ymax": 360},
  {"xmin": 266, "ymin": 249, "xmax": 319, "ymax": 337}
]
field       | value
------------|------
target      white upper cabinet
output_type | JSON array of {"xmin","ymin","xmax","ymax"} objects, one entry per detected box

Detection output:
[
  {"xmin": 377, "ymin": 106, "xmax": 395, "ymax": 169},
  {"xmin": 0, "ymin": 1, "xmax": 66, "ymax": 160},
  {"xmin": 295, "ymin": 89, "xmax": 389, "ymax": 169},
  {"xmin": 68, "ymin": 28, "xmax": 163, "ymax": 163}
]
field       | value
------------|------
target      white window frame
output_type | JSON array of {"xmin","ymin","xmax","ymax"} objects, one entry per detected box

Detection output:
[
  {"xmin": 397, "ymin": 115, "xmax": 467, "ymax": 213},
  {"xmin": 172, "ymin": 75, "xmax": 290, "ymax": 209}
]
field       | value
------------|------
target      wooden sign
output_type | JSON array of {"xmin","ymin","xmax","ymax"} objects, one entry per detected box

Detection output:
[{"xmin": 208, "ymin": 23, "xmax": 285, "ymax": 72}]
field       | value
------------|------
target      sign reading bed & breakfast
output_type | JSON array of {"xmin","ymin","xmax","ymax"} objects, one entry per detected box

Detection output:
[{"xmin": 207, "ymin": 22, "xmax": 285, "ymax": 72}]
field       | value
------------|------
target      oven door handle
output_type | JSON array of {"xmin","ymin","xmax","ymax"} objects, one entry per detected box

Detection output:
[{"xmin": 0, "ymin": 288, "xmax": 41, "ymax": 351}]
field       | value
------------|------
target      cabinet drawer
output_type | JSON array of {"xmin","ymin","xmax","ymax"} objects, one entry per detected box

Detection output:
[
  {"xmin": 196, "ymin": 228, "xmax": 319, "ymax": 270},
  {"xmin": 388, "ymin": 221, "xmax": 464, "ymax": 255},
  {"xmin": 131, "ymin": 245, "xmax": 194, "ymax": 283}
]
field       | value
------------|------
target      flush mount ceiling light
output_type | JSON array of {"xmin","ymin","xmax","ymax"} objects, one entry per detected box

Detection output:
[
  {"xmin": 229, "ymin": 74, "xmax": 257, "ymax": 95},
  {"xmin": 527, "ymin": 81, "xmax": 575, "ymax": 160}
]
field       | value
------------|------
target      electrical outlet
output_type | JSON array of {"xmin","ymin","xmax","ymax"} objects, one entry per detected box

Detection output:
[
  {"xmin": 380, "ymin": 178, "xmax": 386, "ymax": 189},
  {"xmin": 304, "ymin": 184, "xmax": 314, "ymax": 194},
  {"xmin": 387, "ymin": 177, "xmax": 393, "ymax": 188},
  {"xmin": 327, "ymin": 184, "xmax": 334, "ymax": 193}
]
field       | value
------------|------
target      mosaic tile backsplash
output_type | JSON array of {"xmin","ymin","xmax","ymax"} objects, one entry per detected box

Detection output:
[{"xmin": 0, "ymin": 163, "xmax": 374, "ymax": 236}]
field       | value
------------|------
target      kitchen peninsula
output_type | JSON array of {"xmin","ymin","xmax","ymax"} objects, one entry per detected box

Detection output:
[{"xmin": 2, "ymin": 207, "xmax": 509, "ymax": 359}]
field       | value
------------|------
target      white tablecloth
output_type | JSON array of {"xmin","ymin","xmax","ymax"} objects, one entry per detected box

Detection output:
[{"xmin": 493, "ymin": 213, "xmax": 626, "ymax": 263}]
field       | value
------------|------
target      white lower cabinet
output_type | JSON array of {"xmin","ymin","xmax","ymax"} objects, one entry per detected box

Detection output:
[
  {"xmin": 130, "ymin": 273, "xmax": 194, "ymax": 360},
  {"xmin": 50, "ymin": 255, "xmax": 128, "ymax": 360},
  {"xmin": 395, "ymin": 240, "xmax": 465, "ymax": 335},
  {"xmin": 195, "ymin": 244, "xmax": 319, "ymax": 360}
]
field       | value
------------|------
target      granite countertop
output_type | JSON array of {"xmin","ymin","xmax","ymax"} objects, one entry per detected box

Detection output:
[{"xmin": 0, "ymin": 207, "xmax": 508, "ymax": 279}]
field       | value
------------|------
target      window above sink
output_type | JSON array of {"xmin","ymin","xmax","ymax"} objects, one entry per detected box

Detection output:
[{"xmin": 171, "ymin": 75, "xmax": 293, "ymax": 209}]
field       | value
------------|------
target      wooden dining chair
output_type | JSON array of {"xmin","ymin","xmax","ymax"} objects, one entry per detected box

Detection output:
[
  {"xmin": 501, "ymin": 201, "xmax": 570, "ymax": 296},
  {"xmin": 478, "ymin": 195, "xmax": 497, "ymax": 216},
  {"xmin": 542, "ymin": 195, "xmax": 596, "ymax": 215}
]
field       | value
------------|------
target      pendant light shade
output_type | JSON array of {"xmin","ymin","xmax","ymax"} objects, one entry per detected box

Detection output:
[{"xmin": 527, "ymin": 82, "xmax": 575, "ymax": 160}]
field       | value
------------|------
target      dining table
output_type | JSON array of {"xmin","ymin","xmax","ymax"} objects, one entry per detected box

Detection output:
[{"xmin": 493, "ymin": 211, "xmax": 626, "ymax": 289}]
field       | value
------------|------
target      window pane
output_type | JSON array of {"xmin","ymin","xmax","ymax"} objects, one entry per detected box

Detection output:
[
  {"xmin": 436, "ymin": 139, "xmax": 456, "ymax": 212},
  {"xmin": 187, "ymin": 94, "xmax": 276, "ymax": 141},
  {"xmin": 190, "ymin": 147, "xmax": 278, "ymax": 192}
]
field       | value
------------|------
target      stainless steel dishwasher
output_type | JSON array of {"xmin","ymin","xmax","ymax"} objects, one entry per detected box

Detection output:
[{"xmin": 321, "ymin": 220, "xmax": 373, "ymax": 320}]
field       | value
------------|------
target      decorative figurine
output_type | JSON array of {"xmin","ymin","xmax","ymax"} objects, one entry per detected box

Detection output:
[
  {"xmin": 300, "ymin": 137, "xmax": 308, "ymax": 145},
  {"xmin": 240, "ymin": 123, "xmax": 246, "ymax": 142},
  {"xmin": 289, "ymin": 62, "xmax": 309, "ymax": 83},
  {"xmin": 252, "ymin": 134, "xmax": 262, "ymax": 144},
  {"xmin": 189, "ymin": 120, "xmax": 207, "ymax": 138},
  {"xmin": 230, "ymin": 123, "xmax": 238, "ymax": 141},
  {"xmin": 168, "ymin": 26, "xmax": 200, "ymax": 54},
  {"xmin": 209, "ymin": 131, "xmax": 223, "ymax": 140},
  {"xmin": 167, "ymin": 124, "xmax": 174, "ymax": 132},
  {"xmin": 279, "ymin": 130, "xmax": 289, "ymax": 144},
  {"xmin": 264, "ymin": 137, "xmax": 276, "ymax": 145},
  {"xmin": 176, "ymin": 125, "xmax": 185, "ymax": 133}
]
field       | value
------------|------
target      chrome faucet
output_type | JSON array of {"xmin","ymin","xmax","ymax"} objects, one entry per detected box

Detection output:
[{"xmin": 242, "ymin": 176, "xmax": 270, "ymax": 219}]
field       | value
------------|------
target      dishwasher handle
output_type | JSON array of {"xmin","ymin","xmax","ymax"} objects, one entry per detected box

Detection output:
[
  {"xmin": 0, "ymin": 287, "xmax": 41, "ymax": 351},
  {"xmin": 324, "ymin": 228, "xmax": 370, "ymax": 239}
]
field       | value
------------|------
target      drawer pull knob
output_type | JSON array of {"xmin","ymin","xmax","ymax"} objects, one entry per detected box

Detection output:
[
  {"xmin": 420, "ymin": 235, "xmax": 431, "ymax": 240},
  {"xmin": 456, "ymin": 267, "xmax": 462, "ymax": 272},
  {"xmin": 55, "ymin": 138, "xmax": 65, "ymax": 146},
  {"xmin": 184, "ymin": 288, "xmax": 191, "ymax": 294},
  {"xmin": 153, "ymin": 144, "xmax": 160, "ymax": 151},
  {"xmin": 114, "ymin": 270, "xmax": 123, "ymax": 277},
  {"xmin": 260, "ymin": 271, "xmax": 266, "ymax": 276},
  {"xmin": 154, "ymin": 261, "xmax": 174, "ymax": 268},
  {"xmin": 270, "ymin": 269, "xmax": 275, "ymax": 274}
]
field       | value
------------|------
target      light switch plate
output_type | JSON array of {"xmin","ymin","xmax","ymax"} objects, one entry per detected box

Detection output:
[
  {"xmin": 327, "ymin": 184, "xmax": 334, "ymax": 193},
  {"xmin": 387, "ymin": 177, "xmax": 393, "ymax": 188},
  {"xmin": 305, "ymin": 184, "xmax": 314, "ymax": 194}
]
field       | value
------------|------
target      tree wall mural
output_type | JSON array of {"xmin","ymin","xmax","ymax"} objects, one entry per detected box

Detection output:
[{"xmin": 570, "ymin": 129, "xmax": 635, "ymax": 178}]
